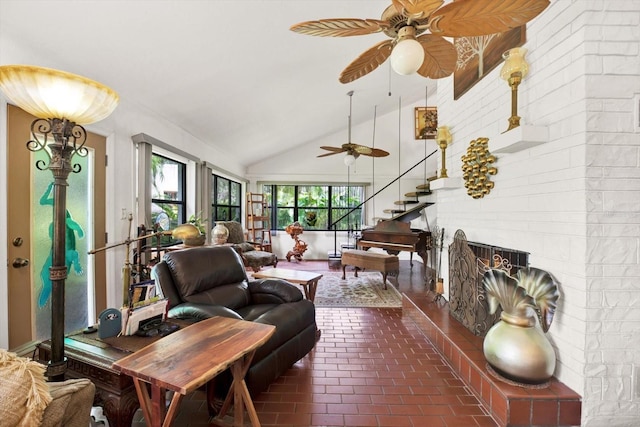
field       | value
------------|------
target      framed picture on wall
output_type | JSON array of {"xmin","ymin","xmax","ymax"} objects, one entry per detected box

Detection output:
[
  {"xmin": 454, "ymin": 26, "xmax": 526, "ymax": 100},
  {"xmin": 414, "ymin": 107, "xmax": 438, "ymax": 140}
]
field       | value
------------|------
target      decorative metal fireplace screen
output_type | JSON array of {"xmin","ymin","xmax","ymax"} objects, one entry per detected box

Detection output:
[{"xmin": 448, "ymin": 230, "xmax": 529, "ymax": 337}]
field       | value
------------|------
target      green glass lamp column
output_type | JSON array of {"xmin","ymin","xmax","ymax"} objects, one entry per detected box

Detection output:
[{"xmin": 0, "ymin": 65, "xmax": 118, "ymax": 381}]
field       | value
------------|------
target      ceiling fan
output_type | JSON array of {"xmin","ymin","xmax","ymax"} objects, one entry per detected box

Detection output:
[
  {"xmin": 291, "ymin": 0, "xmax": 550, "ymax": 83},
  {"xmin": 318, "ymin": 91, "xmax": 389, "ymax": 164}
]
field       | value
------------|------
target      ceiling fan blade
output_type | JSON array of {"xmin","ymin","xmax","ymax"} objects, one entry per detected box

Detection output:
[
  {"xmin": 352, "ymin": 144, "xmax": 373, "ymax": 155},
  {"xmin": 290, "ymin": 18, "xmax": 389, "ymax": 37},
  {"xmin": 317, "ymin": 150, "xmax": 344, "ymax": 158},
  {"xmin": 319, "ymin": 146, "xmax": 346, "ymax": 153},
  {"xmin": 339, "ymin": 40, "xmax": 393, "ymax": 84},
  {"xmin": 351, "ymin": 144, "xmax": 390, "ymax": 157},
  {"xmin": 391, "ymin": 0, "xmax": 443, "ymax": 19},
  {"xmin": 367, "ymin": 148, "xmax": 391, "ymax": 158},
  {"xmin": 416, "ymin": 34, "xmax": 457, "ymax": 79},
  {"xmin": 429, "ymin": 0, "xmax": 550, "ymax": 37}
]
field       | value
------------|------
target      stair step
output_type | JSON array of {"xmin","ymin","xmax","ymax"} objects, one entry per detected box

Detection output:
[
  {"xmin": 405, "ymin": 191, "xmax": 431, "ymax": 198},
  {"xmin": 383, "ymin": 209, "xmax": 405, "ymax": 214},
  {"xmin": 394, "ymin": 200, "xmax": 420, "ymax": 206},
  {"xmin": 415, "ymin": 183, "xmax": 431, "ymax": 190}
]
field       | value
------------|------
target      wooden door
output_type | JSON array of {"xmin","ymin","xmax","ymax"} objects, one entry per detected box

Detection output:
[{"xmin": 6, "ymin": 105, "xmax": 107, "ymax": 351}]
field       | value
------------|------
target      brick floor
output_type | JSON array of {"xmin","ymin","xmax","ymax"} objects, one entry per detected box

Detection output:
[{"xmin": 131, "ymin": 260, "xmax": 496, "ymax": 427}]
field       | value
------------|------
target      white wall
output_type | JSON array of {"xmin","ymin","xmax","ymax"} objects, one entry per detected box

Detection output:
[{"xmin": 430, "ymin": 2, "xmax": 639, "ymax": 426}]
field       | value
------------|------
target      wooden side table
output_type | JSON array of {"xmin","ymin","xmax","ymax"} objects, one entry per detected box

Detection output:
[{"xmin": 112, "ymin": 316, "xmax": 275, "ymax": 427}]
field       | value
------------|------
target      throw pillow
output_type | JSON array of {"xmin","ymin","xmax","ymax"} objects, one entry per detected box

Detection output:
[{"xmin": 0, "ymin": 348, "xmax": 52, "ymax": 427}]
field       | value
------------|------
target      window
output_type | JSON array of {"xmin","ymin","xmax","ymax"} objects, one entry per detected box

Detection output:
[
  {"xmin": 263, "ymin": 184, "xmax": 364, "ymax": 231},
  {"xmin": 151, "ymin": 153, "xmax": 186, "ymax": 232},
  {"xmin": 212, "ymin": 174, "xmax": 242, "ymax": 223}
]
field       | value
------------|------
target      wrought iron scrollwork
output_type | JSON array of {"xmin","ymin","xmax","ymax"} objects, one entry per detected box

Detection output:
[{"xmin": 28, "ymin": 117, "xmax": 88, "ymax": 173}]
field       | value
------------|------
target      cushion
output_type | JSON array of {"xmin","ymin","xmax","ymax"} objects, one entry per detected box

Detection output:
[
  {"xmin": 0, "ymin": 348, "xmax": 52, "ymax": 427},
  {"xmin": 234, "ymin": 242, "xmax": 257, "ymax": 253}
]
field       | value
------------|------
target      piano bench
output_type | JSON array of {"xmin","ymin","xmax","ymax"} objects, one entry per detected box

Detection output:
[{"xmin": 341, "ymin": 249, "xmax": 399, "ymax": 289}]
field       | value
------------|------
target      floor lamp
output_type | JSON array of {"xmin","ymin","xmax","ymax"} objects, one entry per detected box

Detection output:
[{"xmin": 0, "ymin": 65, "xmax": 119, "ymax": 381}]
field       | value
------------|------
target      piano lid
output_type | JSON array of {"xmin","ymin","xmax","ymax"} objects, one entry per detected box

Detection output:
[{"xmin": 388, "ymin": 202, "xmax": 434, "ymax": 223}]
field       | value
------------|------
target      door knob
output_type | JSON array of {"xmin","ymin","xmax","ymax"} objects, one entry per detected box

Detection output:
[{"xmin": 12, "ymin": 258, "xmax": 29, "ymax": 268}]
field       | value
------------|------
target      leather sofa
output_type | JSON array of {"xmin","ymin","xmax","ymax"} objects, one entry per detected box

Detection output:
[{"xmin": 151, "ymin": 245, "xmax": 317, "ymax": 399}]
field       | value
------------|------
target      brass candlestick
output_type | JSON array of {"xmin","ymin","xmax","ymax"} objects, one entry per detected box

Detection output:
[
  {"xmin": 436, "ymin": 126, "xmax": 452, "ymax": 178},
  {"xmin": 500, "ymin": 48, "xmax": 529, "ymax": 133}
]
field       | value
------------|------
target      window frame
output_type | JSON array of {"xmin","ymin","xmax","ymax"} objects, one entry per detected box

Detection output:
[
  {"xmin": 211, "ymin": 174, "xmax": 242, "ymax": 223},
  {"xmin": 263, "ymin": 184, "xmax": 365, "ymax": 231},
  {"xmin": 150, "ymin": 152, "xmax": 187, "ymax": 231}
]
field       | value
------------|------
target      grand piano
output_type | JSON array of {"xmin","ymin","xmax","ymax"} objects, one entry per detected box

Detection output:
[{"xmin": 357, "ymin": 202, "xmax": 433, "ymax": 271}]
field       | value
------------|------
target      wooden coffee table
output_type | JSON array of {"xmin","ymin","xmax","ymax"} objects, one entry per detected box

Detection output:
[
  {"xmin": 112, "ymin": 316, "xmax": 275, "ymax": 427},
  {"xmin": 252, "ymin": 268, "xmax": 322, "ymax": 302}
]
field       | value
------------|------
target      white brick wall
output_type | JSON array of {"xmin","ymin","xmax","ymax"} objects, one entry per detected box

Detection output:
[{"xmin": 435, "ymin": 1, "xmax": 640, "ymax": 426}]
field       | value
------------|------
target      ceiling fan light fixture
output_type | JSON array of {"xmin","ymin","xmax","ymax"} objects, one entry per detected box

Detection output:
[
  {"xmin": 390, "ymin": 27, "xmax": 424, "ymax": 75},
  {"xmin": 344, "ymin": 153, "xmax": 356, "ymax": 167}
]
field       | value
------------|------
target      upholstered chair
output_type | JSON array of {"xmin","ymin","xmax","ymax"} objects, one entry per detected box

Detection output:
[
  {"xmin": 0, "ymin": 349, "xmax": 95, "ymax": 427},
  {"xmin": 216, "ymin": 220, "xmax": 277, "ymax": 272}
]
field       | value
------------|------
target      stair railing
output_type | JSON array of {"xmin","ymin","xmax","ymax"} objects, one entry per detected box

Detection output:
[{"xmin": 329, "ymin": 149, "xmax": 438, "ymax": 257}]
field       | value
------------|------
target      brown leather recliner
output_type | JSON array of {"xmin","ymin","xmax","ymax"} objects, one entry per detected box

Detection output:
[{"xmin": 151, "ymin": 245, "xmax": 317, "ymax": 399}]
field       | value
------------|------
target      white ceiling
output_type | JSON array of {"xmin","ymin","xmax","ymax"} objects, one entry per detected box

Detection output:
[{"xmin": 0, "ymin": 0, "xmax": 439, "ymax": 167}]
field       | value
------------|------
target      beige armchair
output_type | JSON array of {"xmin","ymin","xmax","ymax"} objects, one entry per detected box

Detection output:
[
  {"xmin": 0, "ymin": 349, "xmax": 95, "ymax": 427},
  {"xmin": 216, "ymin": 221, "xmax": 278, "ymax": 272}
]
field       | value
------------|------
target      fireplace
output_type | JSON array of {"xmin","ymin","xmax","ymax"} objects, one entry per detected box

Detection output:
[{"xmin": 448, "ymin": 229, "xmax": 529, "ymax": 337}]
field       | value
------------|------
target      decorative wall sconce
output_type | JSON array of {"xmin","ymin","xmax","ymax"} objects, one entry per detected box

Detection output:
[
  {"xmin": 461, "ymin": 137, "xmax": 497, "ymax": 199},
  {"xmin": 436, "ymin": 126, "xmax": 452, "ymax": 178},
  {"xmin": 500, "ymin": 47, "xmax": 529, "ymax": 133},
  {"xmin": 0, "ymin": 65, "xmax": 118, "ymax": 380}
]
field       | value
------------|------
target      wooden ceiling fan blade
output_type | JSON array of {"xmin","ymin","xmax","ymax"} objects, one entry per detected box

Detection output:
[
  {"xmin": 317, "ymin": 150, "xmax": 344, "ymax": 158},
  {"xmin": 319, "ymin": 145, "xmax": 346, "ymax": 152},
  {"xmin": 367, "ymin": 148, "xmax": 391, "ymax": 157},
  {"xmin": 352, "ymin": 144, "xmax": 373, "ymax": 155},
  {"xmin": 416, "ymin": 34, "xmax": 457, "ymax": 79},
  {"xmin": 290, "ymin": 18, "xmax": 389, "ymax": 37},
  {"xmin": 391, "ymin": 0, "xmax": 443, "ymax": 19},
  {"xmin": 339, "ymin": 40, "xmax": 393, "ymax": 84},
  {"xmin": 429, "ymin": 0, "xmax": 550, "ymax": 37}
]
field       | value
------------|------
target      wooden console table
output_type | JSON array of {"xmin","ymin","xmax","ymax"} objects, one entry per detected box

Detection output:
[{"xmin": 112, "ymin": 316, "xmax": 275, "ymax": 427}]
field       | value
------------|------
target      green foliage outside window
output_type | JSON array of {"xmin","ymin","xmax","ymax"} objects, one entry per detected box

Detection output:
[{"xmin": 263, "ymin": 184, "xmax": 363, "ymax": 231}]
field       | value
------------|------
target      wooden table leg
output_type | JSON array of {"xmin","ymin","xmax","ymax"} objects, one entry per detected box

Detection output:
[
  {"xmin": 132, "ymin": 378, "xmax": 183, "ymax": 427},
  {"xmin": 307, "ymin": 279, "xmax": 318, "ymax": 302},
  {"xmin": 213, "ymin": 351, "xmax": 260, "ymax": 427}
]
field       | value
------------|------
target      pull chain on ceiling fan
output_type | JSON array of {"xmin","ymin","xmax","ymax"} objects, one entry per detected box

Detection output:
[
  {"xmin": 291, "ymin": 0, "xmax": 550, "ymax": 83},
  {"xmin": 317, "ymin": 91, "xmax": 390, "ymax": 163}
]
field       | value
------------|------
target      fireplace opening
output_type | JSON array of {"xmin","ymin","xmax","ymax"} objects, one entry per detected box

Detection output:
[{"xmin": 448, "ymin": 229, "xmax": 529, "ymax": 337}]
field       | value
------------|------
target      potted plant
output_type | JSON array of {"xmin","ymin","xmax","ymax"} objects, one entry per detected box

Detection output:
[{"xmin": 482, "ymin": 267, "xmax": 560, "ymax": 384}]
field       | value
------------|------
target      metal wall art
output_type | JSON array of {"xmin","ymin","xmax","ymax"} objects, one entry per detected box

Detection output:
[
  {"xmin": 414, "ymin": 107, "xmax": 437, "ymax": 139},
  {"xmin": 461, "ymin": 137, "xmax": 497, "ymax": 198}
]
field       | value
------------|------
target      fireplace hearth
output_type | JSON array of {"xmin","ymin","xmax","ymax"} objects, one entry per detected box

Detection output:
[{"xmin": 448, "ymin": 229, "xmax": 529, "ymax": 336}]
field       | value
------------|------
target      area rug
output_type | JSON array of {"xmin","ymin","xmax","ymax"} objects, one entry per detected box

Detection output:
[{"xmin": 313, "ymin": 271, "xmax": 403, "ymax": 308}]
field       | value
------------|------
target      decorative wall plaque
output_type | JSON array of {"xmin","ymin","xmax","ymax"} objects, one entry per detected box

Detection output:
[{"xmin": 461, "ymin": 137, "xmax": 497, "ymax": 198}]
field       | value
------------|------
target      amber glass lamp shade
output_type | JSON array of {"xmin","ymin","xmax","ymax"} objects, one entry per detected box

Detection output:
[
  {"xmin": 0, "ymin": 65, "xmax": 119, "ymax": 124},
  {"xmin": 436, "ymin": 126, "xmax": 452, "ymax": 146},
  {"xmin": 500, "ymin": 48, "xmax": 529, "ymax": 81}
]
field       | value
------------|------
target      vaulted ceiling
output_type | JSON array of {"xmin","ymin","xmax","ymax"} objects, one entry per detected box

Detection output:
[{"xmin": 0, "ymin": 0, "xmax": 437, "ymax": 167}]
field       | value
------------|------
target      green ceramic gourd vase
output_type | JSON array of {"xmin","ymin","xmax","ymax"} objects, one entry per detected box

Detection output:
[{"xmin": 482, "ymin": 267, "xmax": 560, "ymax": 384}]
